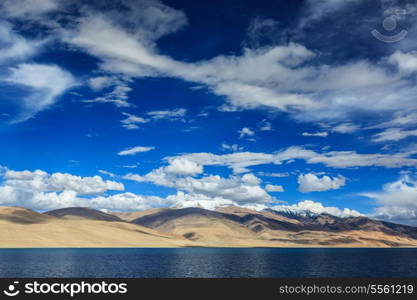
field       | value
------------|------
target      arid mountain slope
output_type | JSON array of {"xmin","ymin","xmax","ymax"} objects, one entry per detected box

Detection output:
[
  {"xmin": 45, "ymin": 207, "xmax": 122, "ymax": 222},
  {"xmin": 115, "ymin": 208, "xmax": 169, "ymax": 222},
  {"xmin": 0, "ymin": 206, "xmax": 189, "ymax": 248},
  {"xmin": 1, "ymin": 205, "xmax": 417, "ymax": 248},
  {"xmin": 131, "ymin": 207, "xmax": 417, "ymax": 247}
]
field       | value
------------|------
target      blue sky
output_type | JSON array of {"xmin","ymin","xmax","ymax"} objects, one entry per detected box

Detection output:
[{"xmin": 1, "ymin": 0, "xmax": 417, "ymax": 225}]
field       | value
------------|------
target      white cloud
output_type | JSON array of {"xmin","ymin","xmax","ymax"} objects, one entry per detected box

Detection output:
[
  {"xmin": 88, "ymin": 76, "xmax": 115, "ymax": 91},
  {"xmin": 302, "ymin": 131, "xmax": 328, "ymax": 137},
  {"xmin": 147, "ymin": 108, "xmax": 186, "ymax": 121},
  {"xmin": 119, "ymin": 164, "xmax": 139, "ymax": 169},
  {"xmin": 259, "ymin": 120, "xmax": 272, "ymax": 131},
  {"xmin": 389, "ymin": 51, "xmax": 417, "ymax": 75},
  {"xmin": 239, "ymin": 127, "xmax": 255, "ymax": 139},
  {"xmin": 84, "ymin": 80, "xmax": 132, "ymax": 108},
  {"xmin": 301, "ymin": 0, "xmax": 362, "ymax": 27},
  {"xmin": 165, "ymin": 158, "xmax": 203, "ymax": 176},
  {"xmin": 362, "ymin": 176, "xmax": 417, "ymax": 225},
  {"xmin": 0, "ymin": 0, "xmax": 60, "ymax": 19},
  {"xmin": 244, "ymin": 17, "xmax": 281, "ymax": 48},
  {"xmin": 125, "ymin": 167, "xmax": 275, "ymax": 205},
  {"xmin": 119, "ymin": 109, "xmax": 186, "ymax": 130},
  {"xmin": 169, "ymin": 146, "xmax": 417, "ymax": 174},
  {"xmin": 0, "ymin": 184, "xmax": 171, "ymax": 212},
  {"xmin": 118, "ymin": 146, "xmax": 155, "ymax": 156},
  {"xmin": 4, "ymin": 169, "xmax": 124, "ymax": 195},
  {"xmin": 98, "ymin": 170, "xmax": 116, "ymax": 178},
  {"xmin": 319, "ymin": 122, "xmax": 359, "ymax": 134},
  {"xmin": 372, "ymin": 112, "xmax": 417, "ymax": 129},
  {"xmin": 221, "ymin": 143, "xmax": 244, "ymax": 152},
  {"xmin": 258, "ymin": 172, "xmax": 290, "ymax": 178},
  {"xmin": 0, "ymin": 21, "xmax": 39, "ymax": 63},
  {"xmin": 167, "ymin": 191, "xmax": 236, "ymax": 211},
  {"xmin": 90, "ymin": 192, "xmax": 172, "ymax": 212},
  {"xmin": 271, "ymin": 200, "xmax": 362, "ymax": 218},
  {"xmin": 4, "ymin": 0, "xmax": 417, "ymax": 126},
  {"xmin": 372, "ymin": 128, "xmax": 417, "ymax": 142},
  {"xmin": 0, "ymin": 167, "xmax": 174, "ymax": 211},
  {"xmin": 62, "ymin": 12, "xmax": 408, "ymax": 123},
  {"xmin": 120, "ymin": 112, "xmax": 149, "ymax": 130},
  {"xmin": 265, "ymin": 184, "xmax": 284, "ymax": 192},
  {"xmin": 4, "ymin": 63, "xmax": 76, "ymax": 122},
  {"xmin": 297, "ymin": 173, "xmax": 346, "ymax": 193},
  {"xmin": 331, "ymin": 123, "xmax": 359, "ymax": 134}
]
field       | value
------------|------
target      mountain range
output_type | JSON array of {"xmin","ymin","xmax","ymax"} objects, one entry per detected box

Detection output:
[{"xmin": 1, "ymin": 205, "xmax": 417, "ymax": 248}]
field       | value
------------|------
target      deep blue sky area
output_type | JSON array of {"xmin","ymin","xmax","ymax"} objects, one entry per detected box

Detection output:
[{"xmin": 1, "ymin": 0, "xmax": 417, "ymax": 225}]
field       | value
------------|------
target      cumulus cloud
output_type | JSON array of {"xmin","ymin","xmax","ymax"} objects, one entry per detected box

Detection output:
[
  {"xmin": 297, "ymin": 173, "xmax": 346, "ymax": 193},
  {"xmin": 0, "ymin": 167, "xmax": 175, "ymax": 211},
  {"xmin": 0, "ymin": 185, "xmax": 171, "ymax": 212},
  {"xmin": 164, "ymin": 158, "xmax": 203, "ymax": 176},
  {"xmin": 238, "ymin": 127, "xmax": 255, "ymax": 139},
  {"xmin": 4, "ymin": 63, "xmax": 76, "ymax": 122},
  {"xmin": 389, "ymin": 51, "xmax": 417, "ymax": 75},
  {"xmin": 90, "ymin": 192, "xmax": 173, "ymax": 212},
  {"xmin": 124, "ymin": 166, "xmax": 275, "ymax": 205},
  {"xmin": 362, "ymin": 176, "xmax": 417, "ymax": 226},
  {"xmin": 271, "ymin": 200, "xmax": 362, "ymax": 218},
  {"xmin": 265, "ymin": 184, "xmax": 284, "ymax": 192},
  {"xmin": 167, "ymin": 191, "xmax": 236, "ymax": 210},
  {"xmin": 118, "ymin": 146, "xmax": 155, "ymax": 156},
  {"xmin": 4, "ymin": 169, "xmax": 124, "ymax": 195}
]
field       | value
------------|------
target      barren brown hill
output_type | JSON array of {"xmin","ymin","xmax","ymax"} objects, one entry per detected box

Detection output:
[
  {"xmin": 0, "ymin": 206, "xmax": 189, "ymax": 248},
  {"xmin": 45, "ymin": 207, "xmax": 122, "ymax": 222},
  {"xmin": 0, "ymin": 206, "xmax": 54, "ymax": 224},
  {"xmin": 114, "ymin": 208, "xmax": 169, "ymax": 222},
  {"xmin": 131, "ymin": 207, "xmax": 260, "ymax": 246}
]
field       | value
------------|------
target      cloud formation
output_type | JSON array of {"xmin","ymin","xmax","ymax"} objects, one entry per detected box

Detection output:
[
  {"xmin": 169, "ymin": 146, "xmax": 417, "ymax": 174},
  {"xmin": 4, "ymin": 63, "xmax": 76, "ymax": 122},
  {"xmin": 271, "ymin": 200, "xmax": 362, "ymax": 218},
  {"xmin": 118, "ymin": 146, "xmax": 155, "ymax": 156},
  {"xmin": 297, "ymin": 173, "xmax": 346, "ymax": 193},
  {"xmin": 0, "ymin": 167, "xmax": 174, "ymax": 211},
  {"xmin": 124, "ymin": 168, "xmax": 275, "ymax": 206},
  {"xmin": 362, "ymin": 176, "xmax": 417, "ymax": 226}
]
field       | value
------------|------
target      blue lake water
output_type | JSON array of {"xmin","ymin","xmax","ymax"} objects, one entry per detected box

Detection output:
[{"xmin": 0, "ymin": 248, "xmax": 416, "ymax": 278}]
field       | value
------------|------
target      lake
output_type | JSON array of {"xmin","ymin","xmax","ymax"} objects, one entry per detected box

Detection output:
[{"xmin": 0, "ymin": 248, "xmax": 416, "ymax": 277}]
